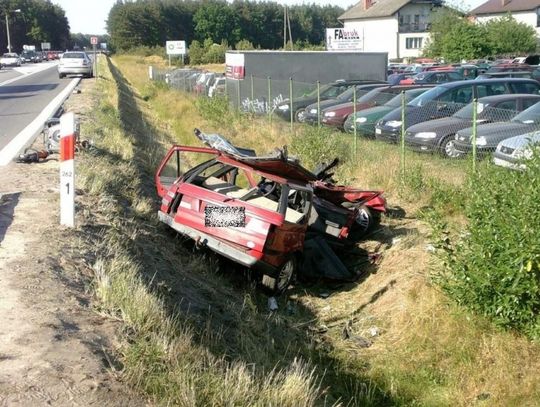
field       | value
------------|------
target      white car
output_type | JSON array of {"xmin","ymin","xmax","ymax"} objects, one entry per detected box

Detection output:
[
  {"xmin": 58, "ymin": 51, "xmax": 93, "ymax": 79},
  {"xmin": 493, "ymin": 130, "xmax": 540, "ymax": 170},
  {"xmin": 0, "ymin": 53, "xmax": 21, "ymax": 67}
]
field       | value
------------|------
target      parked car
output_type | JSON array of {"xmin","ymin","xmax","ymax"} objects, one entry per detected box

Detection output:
[
  {"xmin": 476, "ymin": 71, "xmax": 534, "ymax": 80},
  {"xmin": 486, "ymin": 63, "xmax": 534, "ymax": 73},
  {"xmin": 388, "ymin": 72, "xmax": 415, "ymax": 85},
  {"xmin": 454, "ymin": 100, "xmax": 540, "ymax": 155},
  {"xmin": 343, "ymin": 87, "xmax": 433, "ymax": 136},
  {"xmin": 399, "ymin": 70, "xmax": 462, "ymax": 85},
  {"xmin": 0, "ymin": 53, "xmax": 21, "ymax": 67},
  {"xmin": 155, "ymin": 130, "xmax": 386, "ymax": 293},
  {"xmin": 374, "ymin": 78, "xmax": 540, "ymax": 144},
  {"xmin": 208, "ymin": 76, "xmax": 226, "ymax": 97},
  {"xmin": 194, "ymin": 72, "xmax": 216, "ymax": 95},
  {"xmin": 493, "ymin": 130, "xmax": 540, "ymax": 169},
  {"xmin": 405, "ymin": 94, "xmax": 540, "ymax": 158},
  {"xmin": 321, "ymin": 85, "xmax": 430, "ymax": 130},
  {"xmin": 275, "ymin": 80, "xmax": 386, "ymax": 122},
  {"xmin": 303, "ymin": 82, "xmax": 388, "ymax": 125},
  {"xmin": 58, "ymin": 51, "xmax": 93, "ymax": 78}
]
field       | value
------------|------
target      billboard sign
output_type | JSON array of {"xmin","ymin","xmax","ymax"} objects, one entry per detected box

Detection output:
[
  {"xmin": 166, "ymin": 40, "xmax": 186, "ymax": 55},
  {"xmin": 326, "ymin": 28, "xmax": 362, "ymax": 51},
  {"xmin": 41, "ymin": 42, "xmax": 51, "ymax": 50},
  {"xmin": 225, "ymin": 53, "xmax": 245, "ymax": 79},
  {"xmin": 23, "ymin": 45, "xmax": 36, "ymax": 51}
]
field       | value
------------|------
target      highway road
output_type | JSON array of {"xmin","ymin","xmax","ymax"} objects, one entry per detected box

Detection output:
[{"xmin": 0, "ymin": 62, "xmax": 80, "ymax": 165}]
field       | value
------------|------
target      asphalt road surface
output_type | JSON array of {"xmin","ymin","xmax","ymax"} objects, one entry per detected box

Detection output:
[{"xmin": 0, "ymin": 62, "xmax": 75, "ymax": 153}]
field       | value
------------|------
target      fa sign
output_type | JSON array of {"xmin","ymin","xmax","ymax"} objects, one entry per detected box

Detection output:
[
  {"xmin": 90, "ymin": 36, "xmax": 98, "ymax": 45},
  {"xmin": 166, "ymin": 40, "xmax": 186, "ymax": 56}
]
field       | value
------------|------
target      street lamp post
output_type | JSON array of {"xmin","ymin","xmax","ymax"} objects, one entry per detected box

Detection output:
[{"xmin": 5, "ymin": 9, "xmax": 21, "ymax": 53}]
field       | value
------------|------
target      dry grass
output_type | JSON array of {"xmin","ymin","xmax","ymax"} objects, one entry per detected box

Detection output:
[{"xmin": 79, "ymin": 54, "xmax": 540, "ymax": 407}]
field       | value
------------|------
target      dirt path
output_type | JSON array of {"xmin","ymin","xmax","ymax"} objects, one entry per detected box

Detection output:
[{"xmin": 0, "ymin": 82, "xmax": 144, "ymax": 406}]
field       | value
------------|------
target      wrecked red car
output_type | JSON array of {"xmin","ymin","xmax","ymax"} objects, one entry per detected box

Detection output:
[{"xmin": 156, "ymin": 130, "xmax": 386, "ymax": 293}]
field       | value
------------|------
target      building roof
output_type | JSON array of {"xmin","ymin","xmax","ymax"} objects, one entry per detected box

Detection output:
[
  {"xmin": 471, "ymin": 0, "xmax": 540, "ymax": 15},
  {"xmin": 339, "ymin": 0, "xmax": 412, "ymax": 20}
]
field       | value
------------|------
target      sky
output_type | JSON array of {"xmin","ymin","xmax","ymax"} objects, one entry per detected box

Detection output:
[{"xmin": 53, "ymin": 0, "xmax": 488, "ymax": 35}]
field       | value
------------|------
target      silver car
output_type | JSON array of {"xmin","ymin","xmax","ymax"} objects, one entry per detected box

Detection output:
[
  {"xmin": 0, "ymin": 53, "xmax": 21, "ymax": 67},
  {"xmin": 58, "ymin": 51, "xmax": 93, "ymax": 78},
  {"xmin": 493, "ymin": 130, "xmax": 540, "ymax": 170}
]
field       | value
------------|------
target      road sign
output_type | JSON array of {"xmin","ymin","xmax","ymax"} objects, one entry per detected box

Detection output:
[
  {"xmin": 166, "ymin": 40, "xmax": 186, "ymax": 55},
  {"xmin": 90, "ymin": 36, "xmax": 98, "ymax": 45},
  {"xmin": 41, "ymin": 42, "xmax": 51, "ymax": 50}
]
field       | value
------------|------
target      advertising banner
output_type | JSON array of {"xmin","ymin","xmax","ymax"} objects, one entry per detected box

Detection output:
[
  {"xmin": 225, "ymin": 53, "xmax": 245, "ymax": 79},
  {"xmin": 326, "ymin": 28, "xmax": 363, "ymax": 51}
]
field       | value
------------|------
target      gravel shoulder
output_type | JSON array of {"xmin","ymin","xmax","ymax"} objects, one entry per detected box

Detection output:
[{"xmin": 0, "ymin": 78, "xmax": 145, "ymax": 406}]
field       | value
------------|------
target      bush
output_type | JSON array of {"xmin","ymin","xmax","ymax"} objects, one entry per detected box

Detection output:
[
  {"xmin": 439, "ymin": 155, "xmax": 540, "ymax": 338},
  {"xmin": 290, "ymin": 127, "xmax": 351, "ymax": 172}
]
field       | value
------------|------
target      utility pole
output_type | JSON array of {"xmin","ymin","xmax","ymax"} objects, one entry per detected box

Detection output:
[{"xmin": 4, "ymin": 9, "xmax": 21, "ymax": 53}]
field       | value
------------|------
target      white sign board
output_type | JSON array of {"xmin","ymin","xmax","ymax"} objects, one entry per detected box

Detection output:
[
  {"xmin": 166, "ymin": 40, "xmax": 186, "ymax": 55},
  {"xmin": 90, "ymin": 36, "xmax": 98, "ymax": 45},
  {"xmin": 23, "ymin": 45, "xmax": 36, "ymax": 51},
  {"xmin": 326, "ymin": 28, "xmax": 363, "ymax": 51},
  {"xmin": 41, "ymin": 42, "xmax": 51, "ymax": 50}
]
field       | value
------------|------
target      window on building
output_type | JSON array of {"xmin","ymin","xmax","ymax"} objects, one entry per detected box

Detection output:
[{"xmin": 405, "ymin": 37, "xmax": 423, "ymax": 49}]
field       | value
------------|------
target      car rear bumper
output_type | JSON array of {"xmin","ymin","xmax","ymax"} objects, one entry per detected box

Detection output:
[
  {"xmin": 58, "ymin": 66, "xmax": 92, "ymax": 75},
  {"xmin": 158, "ymin": 211, "xmax": 278, "ymax": 275}
]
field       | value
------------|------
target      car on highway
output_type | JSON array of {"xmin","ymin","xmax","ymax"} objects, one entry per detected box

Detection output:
[
  {"xmin": 493, "ymin": 130, "xmax": 540, "ymax": 169},
  {"xmin": 58, "ymin": 51, "xmax": 93, "ymax": 78},
  {"xmin": 454, "ymin": 100, "xmax": 540, "ymax": 155},
  {"xmin": 0, "ymin": 53, "xmax": 22, "ymax": 67},
  {"xmin": 405, "ymin": 94, "xmax": 540, "ymax": 158},
  {"xmin": 344, "ymin": 87, "xmax": 432, "ymax": 136},
  {"xmin": 275, "ymin": 80, "xmax": 385, "ymax": 122},
  {"xmin": 374, "ymin": 78, "xmax": 540, "ymax": 144},
  {"xmin": 21, "ymin": 51, "xmax": 40, "ymax": 63}
]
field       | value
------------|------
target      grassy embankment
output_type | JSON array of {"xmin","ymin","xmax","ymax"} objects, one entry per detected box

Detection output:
[{"xmin": 77, "ymin": 54, "xmax": 540, "ymax": 406}]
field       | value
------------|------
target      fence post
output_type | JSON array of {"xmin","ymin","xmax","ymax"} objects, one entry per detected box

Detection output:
[
  {"xmin": 317, "ymin": 80, "xmax": 321, "ymax": 128},
  {"xmin": 400, "ymin": 91, "xmax": 406, "ymax": 181},
  {"xmin": 250, "ymin": 74, "xmax": 254, "ymax": 113},
  {"xmin": 267, "ymin": 76, "xmax": 272, "ymax": 122},
  {"xmin": 353, "ymin": 86, "xmax": 357, "ymax": 158},
  {"xmin": 237, "ymin": 79, "xmax": 241, "ymax": 113},
  {"xmin": 289, "ymin": 77, "xmax": 294, "ymax": 131},
  {"xmin": 224, "ymin": 76, "xmax": 228, "ymax": 104},
  {"xmin": 472, "ymin": 98, "xmax": 478, "ymax": 172}
]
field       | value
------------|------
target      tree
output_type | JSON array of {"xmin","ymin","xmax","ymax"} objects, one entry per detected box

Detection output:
[
  {"xmin": 193, "ymin": 1, "xmax": 240, "ymax": 45},
  {"xmin": 484, "ymin": 14, "xmax": 537, "ymax": 55}
]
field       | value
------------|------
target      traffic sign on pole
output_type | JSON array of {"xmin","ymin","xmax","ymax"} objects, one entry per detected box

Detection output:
[
  {"xmin": 90, "ymin": 36, "xmax": 98, "ymax": 45},
  {"xmin": 60, "ymin": 112, "xmax": 76, "ymax": 227}
]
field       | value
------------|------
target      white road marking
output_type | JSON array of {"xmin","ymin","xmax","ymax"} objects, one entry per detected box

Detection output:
[
  {"xmin": 0, "ymin": 77, "xmax": 80, "ymax": 166},
  {"xmin": 0, "ymin": 63, "xmax": 58, "ymax": 87}
]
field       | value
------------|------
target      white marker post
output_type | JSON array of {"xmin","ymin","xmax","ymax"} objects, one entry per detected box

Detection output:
[{"xmin": 60, "ymin": 112, "xmax": 76, "ymax": 227}]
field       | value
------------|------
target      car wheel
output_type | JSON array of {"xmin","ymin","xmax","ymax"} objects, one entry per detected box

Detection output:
[
  {"xmin": 295, "ymin": 109, "xmax": 307, "ymax": 123},
  {"xmin": 350, "ymin": 205, "xmax": 381, "ymax": 240},
  {"xmin": 261, "ymin": 257, "xmax": 296, "ymax": 295},
  {"xmin": 58, "ymin": 73, "xmax": 64, "ymax": 79},
  {"xmin": 440, "ymin": 135, "xmax": 462, "ymax": 159}
]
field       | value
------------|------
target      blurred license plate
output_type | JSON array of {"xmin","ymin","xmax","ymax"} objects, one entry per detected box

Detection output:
[{"xmin": 375, "ymin": 128, "xmax": 382, "ymax": 135}]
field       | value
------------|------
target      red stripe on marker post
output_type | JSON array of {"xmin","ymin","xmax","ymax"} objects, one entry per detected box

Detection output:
[{"xmin": 60, "ymin": 112, "xmax": 76, "ymax": 227}]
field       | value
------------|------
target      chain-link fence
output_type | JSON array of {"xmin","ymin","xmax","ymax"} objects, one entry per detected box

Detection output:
[{"xmin": 150, "ymin": 65, "xmax": 540, "ymax": 175}]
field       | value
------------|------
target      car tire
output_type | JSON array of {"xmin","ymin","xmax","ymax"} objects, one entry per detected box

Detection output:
[
  {"xmin": 261, "ymin": 257, "xmax": 296, "ymax": 295},
  {"xmin": 295, "ymin": 109, "xmax": 307, "ymax": 123},
  {"xmin": 58, "ymin": 73, "xmax": 64, "ymax": 79},
  {"xmin": 439, "ymin": 135, "xmax": 462, "ymax": 159},
  {"xmin": 349, "ymin": 204, "xmax": 381, "ymax": 240}
]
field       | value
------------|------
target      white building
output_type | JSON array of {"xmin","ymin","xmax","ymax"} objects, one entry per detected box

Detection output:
[
  {"xmin": 470, "ymin": 0, "xmax": 540, "ymax": 36},
  {"xmin": 338, "ymin": 0, "xmax": 444, "ymax": 59}
]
